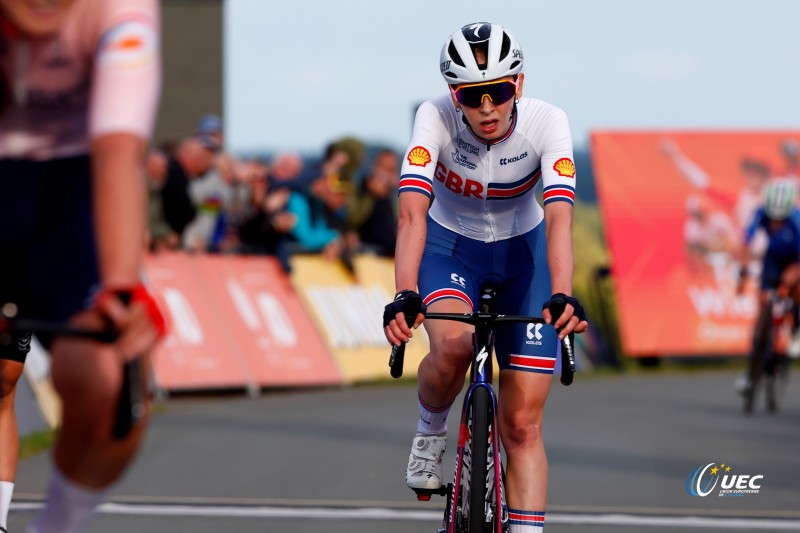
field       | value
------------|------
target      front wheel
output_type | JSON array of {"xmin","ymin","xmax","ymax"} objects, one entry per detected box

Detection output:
[
  {"xmin": 766, "ymin": 356, "xmax": 790, "ymax": 412},
  {"xmin": 468, "ymin": 386, "xmax": 490, "ymax": 533},
  {"xmin": 745, "ymin": 305, "xmax": 772, "ymax": 413}
]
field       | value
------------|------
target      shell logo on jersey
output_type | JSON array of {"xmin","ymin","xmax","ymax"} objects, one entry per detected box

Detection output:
[
  {"xmin": 408, "ymin": 146, "xmax": 432, "ymax": 167},
  {"xmin": 98, "ymin": 19, "xmax": 157, "ymax": 69},
  {"xmin": 553, "ymin": 158, "xmax": 576, "ymax": 178}
]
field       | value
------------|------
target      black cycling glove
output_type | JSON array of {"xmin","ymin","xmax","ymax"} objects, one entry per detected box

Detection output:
[
  {"xmin": 383, "ymin": 290, "xmax": 427, "ymax": 328},
  {"xmin": 542, "ymin": 293, "xmax": 587, "ymax": 323}
]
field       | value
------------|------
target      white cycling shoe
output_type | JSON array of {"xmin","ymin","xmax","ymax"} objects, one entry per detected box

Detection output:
[{"xmin": 406, "ymin": 434, "xmax": 446, "ymax": 490}]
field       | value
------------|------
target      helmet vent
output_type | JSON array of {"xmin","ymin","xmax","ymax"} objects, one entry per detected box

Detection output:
[
  {"xmin": 509, "ymin": 60, "xmax": 521, "ymax": 71},
  {"xmin": 500, "ymin": 33, "xmax": 511, "ymax": 61},
  {"xmin": 448, "ymin": 41, "xmax": 465, "ymax": 67},
  {"xmin": 471, "ymin": 43, "xmax": 489, "ymax": 70}
]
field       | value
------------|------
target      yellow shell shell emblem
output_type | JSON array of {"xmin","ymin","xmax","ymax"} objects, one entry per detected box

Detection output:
[
  {"xmin": 407, "ymin": 146, "xmax": 432, "ymax": 167},
  {"xmin": 553, "ymin": 158, "xmax": 576, "ymax": 178}
]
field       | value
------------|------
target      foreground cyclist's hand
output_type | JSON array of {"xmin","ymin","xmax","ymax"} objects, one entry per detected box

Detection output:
[
  {"xmin": 542, "ymin": 293, "xmax": 588, "ymax": 339},
  {"xmin": 383, "ymin": 290, "xmax": 427, "ymax": 346},
  {"xmin": 95, "ymin": 283, "xmax": 167, "ymax": 361}
]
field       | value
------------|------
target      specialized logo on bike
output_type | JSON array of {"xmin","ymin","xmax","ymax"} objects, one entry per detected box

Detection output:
[
  {"xmin": 686, "ymin": 462, "xmax": 763, "ymax": 497},
  {"xmin": 526, "ymin": 323, "xmax": 543, "ymax": 345},
  {"xmin": 476, "ymin": 346, "xmax": 489, "ymax": 375}
]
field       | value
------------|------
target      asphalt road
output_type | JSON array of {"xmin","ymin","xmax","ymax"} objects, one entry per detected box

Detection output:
[{"xmin": 9, "ymin": 367, "xmax": 800, "ymax": 532}]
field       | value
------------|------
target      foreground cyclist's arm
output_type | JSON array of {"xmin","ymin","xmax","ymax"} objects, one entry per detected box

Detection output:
[
  {"xmin": 88, "ymin": 1, "xmax": 163, "ymax": 351},
  {"xmin": 91, "ymin": 133, "xmax": 165, "ymax": 356},
  {"xmin": 90, "ymin": 0, "xmax": 160, "ymax": 282},
  {"xmin": 92, "ymin": 133, "xmax": 147, "ymax": 287}
]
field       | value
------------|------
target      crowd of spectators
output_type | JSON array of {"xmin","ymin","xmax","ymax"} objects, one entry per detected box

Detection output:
[{"xmin": 145, "ymin": 115, "xmax": 401, "ymax": 272}]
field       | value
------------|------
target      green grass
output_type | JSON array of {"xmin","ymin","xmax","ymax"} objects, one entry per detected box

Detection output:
[
  {"xmin": 18, "ymin": 429, "xmax": 56, "ymax": 460},
  {"xmin": 15, "ymin": 399, "xmax": 171, "ymax": 462}
]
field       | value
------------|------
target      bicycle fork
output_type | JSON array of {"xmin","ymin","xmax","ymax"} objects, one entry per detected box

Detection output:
[{"xmin": 437, "ymin": 328, "xmax": 508, "ymax": 533}]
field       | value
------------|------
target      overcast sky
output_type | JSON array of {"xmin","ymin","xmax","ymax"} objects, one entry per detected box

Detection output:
[{"xmin": 224, "ymin": 0, "xmax": 800, "ymax": 155}]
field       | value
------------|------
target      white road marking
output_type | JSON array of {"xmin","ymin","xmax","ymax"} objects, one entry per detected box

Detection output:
[{"xmin": 10, "ymin": 502, "xmax": 800, "ymax": 529}]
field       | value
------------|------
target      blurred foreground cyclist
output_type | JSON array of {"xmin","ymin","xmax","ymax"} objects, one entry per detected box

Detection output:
[
  {"xmin": 383, "ymin": 22, "xmax": 588, "ymax": 532},
  {"xmin": 0, "ymin": 0, "xmax": 164, "ymax": 531}
]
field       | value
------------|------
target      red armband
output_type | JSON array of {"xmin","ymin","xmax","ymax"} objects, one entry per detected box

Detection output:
[{"xmin": 95, "ymin": 283, "xmax": 167, "ymax": 338}]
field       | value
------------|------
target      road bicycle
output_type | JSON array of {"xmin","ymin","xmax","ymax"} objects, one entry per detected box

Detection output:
[
  {"xmin": 0, "ymin": 301, "xmax": 145, "ymax": 438},
  {"xmin": 388, "ymin": 287, "xmax": 575, "ymax": 533},
  {"xmin": 743, "ymin": 289, "xmax": 793, "ymax": 414}
]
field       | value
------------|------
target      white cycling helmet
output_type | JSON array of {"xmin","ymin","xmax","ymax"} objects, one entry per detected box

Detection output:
[
  {"xmin": 762, "ymin": 178, "xmax": 797, "ymax": 221},
  {"xmin": 440, "ymin": 22, "xmax": 523, "ymax": 84}
]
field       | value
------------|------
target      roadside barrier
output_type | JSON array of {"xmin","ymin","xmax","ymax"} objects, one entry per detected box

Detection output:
[{"xmin": 145, "ymin": 252, "xmax": 343, "ymax": 394}]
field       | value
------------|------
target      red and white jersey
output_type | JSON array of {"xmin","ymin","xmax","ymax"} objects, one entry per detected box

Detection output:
[
  {"xmin": 0, "ymin": 0, "xmax": 160, "ymax": 160},
  {"xmin": 399, "ymin": 94, "xmax": 576, "ymax": 242}
]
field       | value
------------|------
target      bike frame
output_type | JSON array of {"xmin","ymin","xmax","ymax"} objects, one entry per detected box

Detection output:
[
  {"xmin": 745, "ymin": 288, "xmax": 793, "ymax": 413},
  {"xmin": 434, "ymin": 311, "xmax": 504, "ymax": 533}
]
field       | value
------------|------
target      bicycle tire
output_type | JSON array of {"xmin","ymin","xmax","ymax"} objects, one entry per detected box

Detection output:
[
  {"xmin": 469, "ymin": 386, "xmax": 490, "ymax": 533},
  {"xmin": 745, "ymin": 305, "xmax": 771, "ymax": 413},
  {"xmin": 767, "ymin": 356, "xmax": 790, "ymax": 413}
]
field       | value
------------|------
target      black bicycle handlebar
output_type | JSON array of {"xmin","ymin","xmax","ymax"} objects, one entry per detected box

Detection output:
[
  {"xmin": 388, "ymin": 309, "xmax": 417, "ymax": 379},
  {"xmin": 0, "ymin": 305, "xmax": 145, "ymax": 439},
  {"xmin": 388, "ymin": 312, "xmax": 576, "ymax": 385},
  {"xmin": 547, "ymin": 296, "xmax": 576, "ymax": 386}
]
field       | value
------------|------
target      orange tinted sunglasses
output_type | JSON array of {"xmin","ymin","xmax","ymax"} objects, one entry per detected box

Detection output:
[{"xmin": 452, "ymin": 79, "xmax": 517, "ymax": 108}]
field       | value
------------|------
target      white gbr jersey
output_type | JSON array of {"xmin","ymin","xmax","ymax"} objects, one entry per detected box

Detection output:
[{"xmin": 399, "ymin": 94, "xmax": 576, "ymax": 242}]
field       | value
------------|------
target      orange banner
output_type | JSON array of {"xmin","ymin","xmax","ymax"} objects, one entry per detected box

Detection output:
[
  {"xmin": 592, "ymin": 131, "xmax": 800, "ymax": 355},
  {"xmin": 144, "ymin": 253, "xmax": 342, "ymax": 391}
]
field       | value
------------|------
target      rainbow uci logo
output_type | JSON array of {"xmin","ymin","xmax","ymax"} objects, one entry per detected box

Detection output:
[{"xmin": 686, "ymin": 463, "xmax": 719, "ymax": 497}]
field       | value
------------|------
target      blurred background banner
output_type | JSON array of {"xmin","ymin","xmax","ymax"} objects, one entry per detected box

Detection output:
[
  {"xmin": 290, "ymin": 255, "xmax": 431, "ymax": 383},
  {"xmin": 145, "ymin": 253, "xmax": 342, "ymax": 393},
  {"xmin": 591, "ymin": 131, "xmax": 800, "ymax": 356}
]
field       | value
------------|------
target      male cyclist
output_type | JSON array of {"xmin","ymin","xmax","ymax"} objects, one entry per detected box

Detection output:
[
  {"xmin": 383, "ymin": 22, "xmax": 587, "ymax": 533},
  {"xmin": 738, "ymin": 178, "xmax": 800, "ymax": 394},
  {"xmin": 1, "ymin": 1, "xmax": 164, "ymax": 531}
]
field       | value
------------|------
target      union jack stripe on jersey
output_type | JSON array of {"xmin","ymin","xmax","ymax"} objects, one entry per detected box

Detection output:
[
  {"xmin": 422, "ymin": 288, "xmax": 474, "ymax": 310},
  {"xmin": 542, "ymin": 183, "xmax": 575, "ymax": 205},
  {"xmin": 399, "ymin": 174, "xmax": 434, "ymax": 197},
  {"xmin": 508, "ymin": 354, "xmax": 556, "ymax": 374},
  {"xmin": 487, "ymin": 168, "xmax": 541, "ymax": 200}
]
